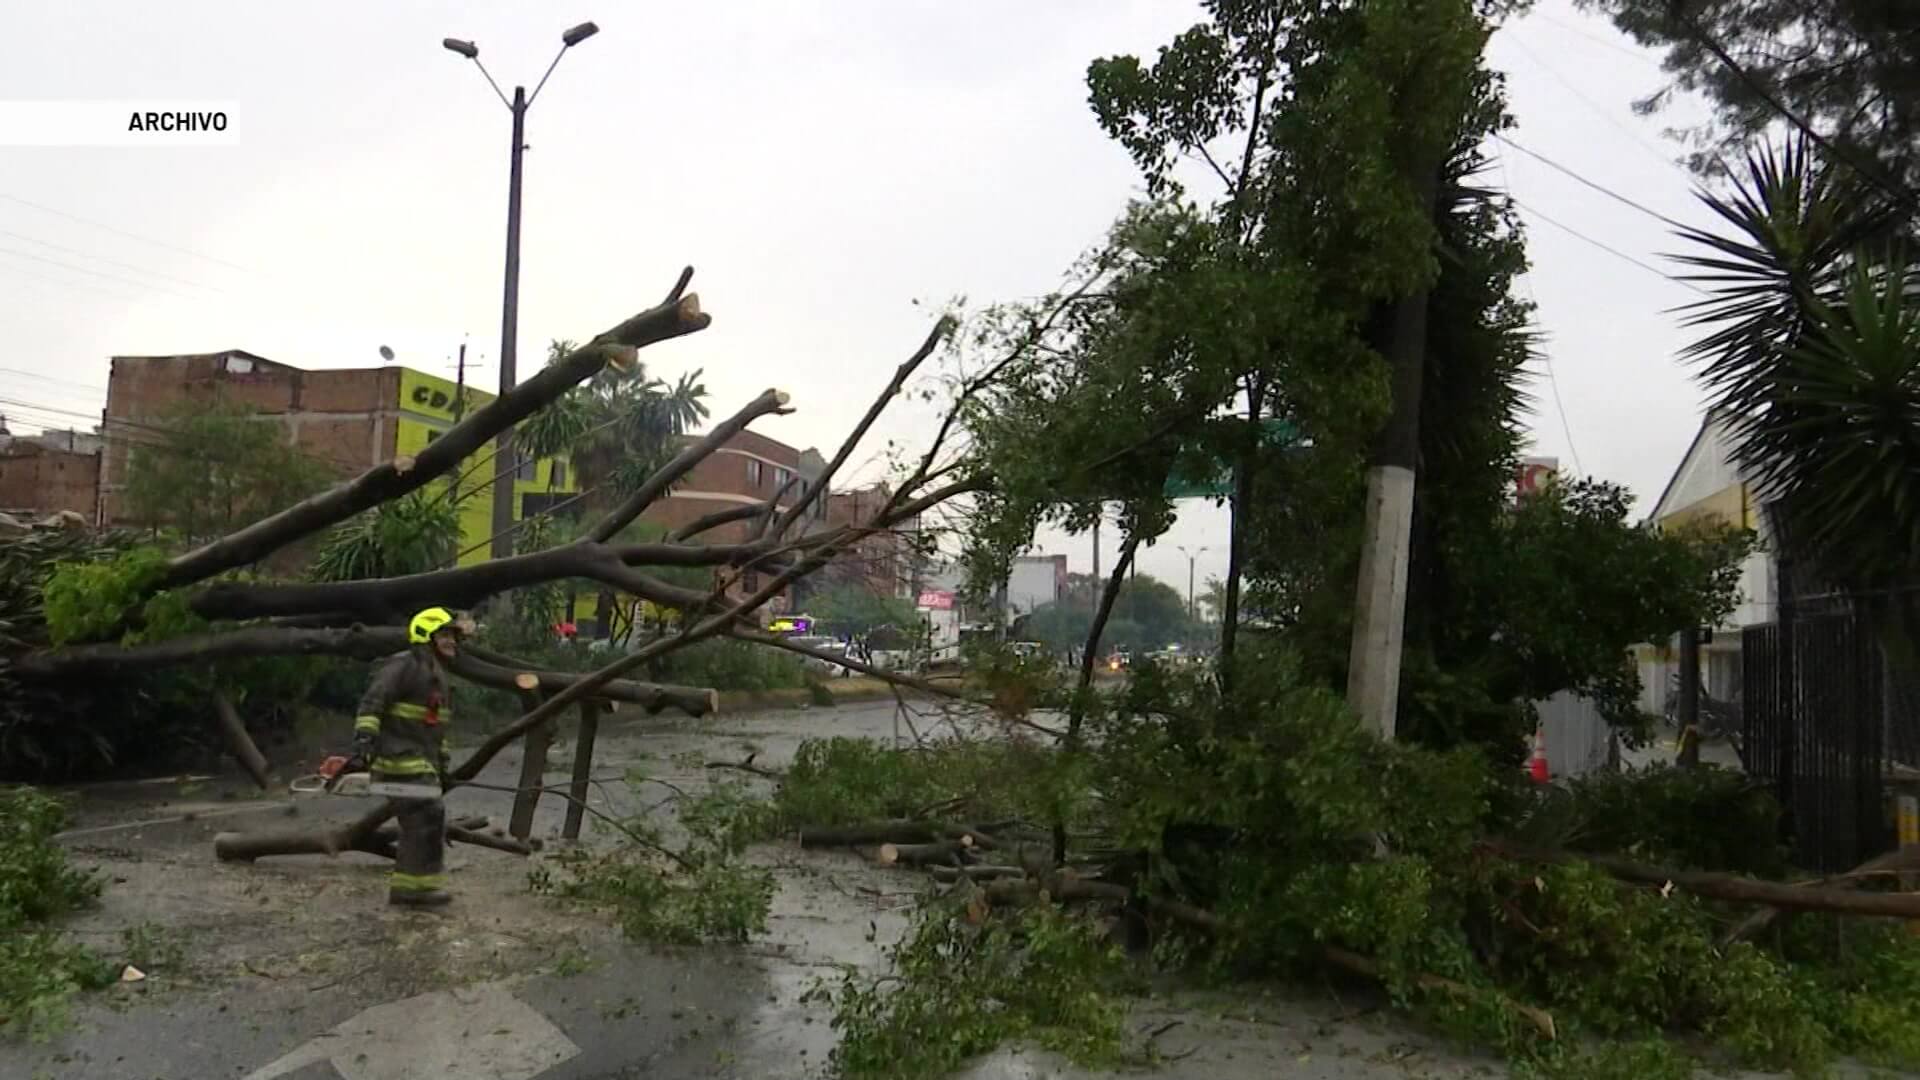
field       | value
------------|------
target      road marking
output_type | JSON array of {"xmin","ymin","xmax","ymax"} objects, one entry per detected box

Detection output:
[{"xmin": 243, "ymin": 981, "xmax": 579, "ymax": 1080}]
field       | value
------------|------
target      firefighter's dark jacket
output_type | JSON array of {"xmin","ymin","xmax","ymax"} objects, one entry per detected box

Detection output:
[{"xmin": 354, "ymin": 647, "xmax": 453, "ymax": 777}]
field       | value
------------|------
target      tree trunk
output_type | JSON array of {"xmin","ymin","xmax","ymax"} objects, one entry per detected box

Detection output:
[
  {"xmin": 212, "ymin": 692, "xmax": 271, "ymax": 790},
  {"xmin": 1345, "ymin": 166, "xmax": 1442, "ymax": 740},
  {"xmin": 1220, "ymin": 376, "xmax": 1263, "ymax": 684},
  {"xmin": 508, "ymin": 682, "xmax": 553, "ymax": 842},
  {"xmin": 1056, "ymin": 532, "xmax": 1140, "ymax": 865},
  {"xmin": 563, "ymin": 701, "xmax": 600, "ymax": 841}
]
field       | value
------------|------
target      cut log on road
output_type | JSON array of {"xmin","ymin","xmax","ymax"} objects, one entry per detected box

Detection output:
[
  {"xmin": 213, "ymin": 692, "xmax": 271, "ymax": 790},
  {"xmin": 800, "ymin": 821, "xmax": 945, "ymax": 848},
  {"xmin": 449, "ymin": 824, "xmax": 533, "ymax": 856},
  {"xmin": 215, "ymin": 800, "xmax": 398, "ymax": 862},
  {"xmin": 1489, "ymin": 842, "xmax": 1920, "ymax": 919},
  {"xmin": 1322, "ymin": 945, "xmax": 1557, "ymax": 1041},
  {"xmin": 874, "ymin": 840, "xmax": 970, "ymax": 867},
  {"xmin": 930, "ymin": 864, "xmax": 1027, "ymax": 883},
  {"xmin": 980, "ymin": 874, "xmax": 1222, "ymax": 932}
]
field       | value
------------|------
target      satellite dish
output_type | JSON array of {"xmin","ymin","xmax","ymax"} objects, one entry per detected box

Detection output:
[{"xmin": 378, "ymin": 345, "xmax": 395, "ymax": 362}]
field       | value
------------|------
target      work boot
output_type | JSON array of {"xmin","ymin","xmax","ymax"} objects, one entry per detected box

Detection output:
[{"xmin": 389, "ymin": 889, "xmax": 452, "ymax": 908}]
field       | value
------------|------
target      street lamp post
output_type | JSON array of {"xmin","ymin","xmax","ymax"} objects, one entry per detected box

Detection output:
[
  {"xmin": 443, "ymin": 22, "xmax": 599, "ymax": 563},
  {"xmin": 1177, "ymin": 545, "xmax": 1208, "ymax": 623}
]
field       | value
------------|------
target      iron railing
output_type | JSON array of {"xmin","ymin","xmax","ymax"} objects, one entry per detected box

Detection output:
[{"xmin": 1743, "ymin": 606, "xmax": 1920, "ymax": 871}]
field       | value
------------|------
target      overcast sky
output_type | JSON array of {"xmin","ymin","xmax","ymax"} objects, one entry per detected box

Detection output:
[{"xmin": 0, "ymin": 0, "xmax": 1722, "ymax": 598}]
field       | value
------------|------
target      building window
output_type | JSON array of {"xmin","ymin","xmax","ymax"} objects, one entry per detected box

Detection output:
[
  {"xmin": 551, "ymin": 459, "xmax": 567, "ymax": 488},
  {"xmin": 774, "ymin": 466, "xmax": 792, "ymax": 489},
  {"xmin": 746, "ymin": 459, "xmax": 763, "ymax": 487},
  {"xmin": 515, "ymin": 451, "xmax": 536, "ymax": 483}
]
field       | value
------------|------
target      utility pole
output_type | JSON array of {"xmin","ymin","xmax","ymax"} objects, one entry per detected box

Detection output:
[
  {"xmin": 490, "ymin": 84, "xmax": 527, "ymax": 562},
  {"xmin": 449, "ymin": 340, "xmax": 468, "ymax": 503},
  {"xmin": 1345, "ymin": 163, "xmax": 1444, "ymax": 741},
  {"xmin": 1091, "ymin": 510, "xmax": 1101, "ymax": 582},
  {"xmin": 443, "ymin": 22, "xmax": 600, "ymax": 564},
  {"xmin": 1177, "ymin": 545, "xmax": 1208, "ymax": 622}
]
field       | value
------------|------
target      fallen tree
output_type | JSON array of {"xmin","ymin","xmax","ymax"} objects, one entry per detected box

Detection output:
[{"xmin": 0, "ymin": 291, "xmax": 1027, "ymax": 859}]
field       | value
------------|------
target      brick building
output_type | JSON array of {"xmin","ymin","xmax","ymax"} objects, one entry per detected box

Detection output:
[
  {"xmin": 0, "ymin": 440, "xmax": 100, "ymax": 522},
  {"xmin": 784, "ymin": 481, "xmax": 924, "ymax": 608},
  {"xmin": 101, "ymin": 350, "xmax": 572, "ymax": 565}
]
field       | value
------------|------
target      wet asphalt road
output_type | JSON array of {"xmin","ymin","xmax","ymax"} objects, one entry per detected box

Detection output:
[{"xmin": 2, "ymin": 698, "xmax": 1523, "ymax": 1080}]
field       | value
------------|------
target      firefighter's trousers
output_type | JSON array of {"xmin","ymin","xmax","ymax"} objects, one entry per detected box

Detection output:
[{"xmin": 387, "ymin": 789, "xmax": 447, "ymax": 896}]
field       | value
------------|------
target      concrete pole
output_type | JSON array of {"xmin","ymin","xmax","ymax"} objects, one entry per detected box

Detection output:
[
  {"xmin": 490, "ymin": 86, "xmax": 528, "ymax": 564},
  {"xmin": 1344, "ymin": 165, "xmax": 1440, "ymax": 741}
]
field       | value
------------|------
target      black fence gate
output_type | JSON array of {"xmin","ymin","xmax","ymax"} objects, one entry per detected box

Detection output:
[{"xmin": 1743, "ymin": 607, "xmax": 1920, "ymax": 871}]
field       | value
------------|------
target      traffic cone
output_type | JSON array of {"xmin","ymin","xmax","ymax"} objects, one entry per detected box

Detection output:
[{"xmin": 1528, "ymin": 726, "xmax": 1550, "ymax": 784}]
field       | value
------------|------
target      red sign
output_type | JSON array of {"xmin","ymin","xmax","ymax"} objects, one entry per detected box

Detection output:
[
  {"xmin": 1515, "ymin": 457, "xmax": 1558, "ymax": 498},
  {"xmin": 917, "ymin": 590, "xmax": 954, "ymax": 610}
]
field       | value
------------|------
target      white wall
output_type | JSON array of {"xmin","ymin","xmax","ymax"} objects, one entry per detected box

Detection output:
[{"xmin": 1007, "ymin": 558, "xmax": 1058, "ymax": 617}]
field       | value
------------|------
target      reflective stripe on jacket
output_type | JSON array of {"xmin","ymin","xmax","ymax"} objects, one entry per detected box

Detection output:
[{"xmin": 354, "ymin": 648, "xmax": 452, "ymax": 776}]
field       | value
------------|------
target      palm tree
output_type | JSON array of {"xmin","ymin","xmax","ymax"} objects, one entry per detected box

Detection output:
[
  {"xmin": 515, "ymin": 339, "xmax": 710, "ymax": 501},
  {"xmin": 513, "ymin": 340, "xmax": 711, "ymax": 638},
  {"xmin": 1673, "ymin": 138, "xmax": 1920, "ymax": 659}
]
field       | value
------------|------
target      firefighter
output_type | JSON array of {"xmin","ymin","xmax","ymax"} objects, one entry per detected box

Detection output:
[{"xmin": 352, "ymin": 606, "xmax": 464, "ymax": 907}]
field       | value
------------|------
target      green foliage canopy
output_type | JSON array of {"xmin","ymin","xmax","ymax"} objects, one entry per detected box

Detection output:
[{"xmin": 122, "ymin": 400, "xmax": 332, "ymax": 547}]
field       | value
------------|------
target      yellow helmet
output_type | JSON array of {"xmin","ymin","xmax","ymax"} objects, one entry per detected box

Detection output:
[{"xmin": 409, "ymin": 607, "xmax": 457, "ymax": 644}]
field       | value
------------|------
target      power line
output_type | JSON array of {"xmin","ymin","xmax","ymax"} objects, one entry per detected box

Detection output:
[
  {"xmin": 1530, "ymin": 10, "xmax": 1666, "ymax": 68},
  {"xmin": 0, "ymin": 256, "xmax": 148, "ymax": 302},
  {"xmin": 1491, "ymin": 143, "xmax": 1583, "ymax": 476},
  {"xmin": 1506, "ymin": 195, "xmax": 1708, "ymax": 295},
  {"xmin": 1492, "ymin": 133, "xmax": 1694, "ymax": 232},
  {"xmin": 0, "ymin": 192, "xmax": 256, "ymax": 273},
  {"xmin": 0, "ymin": 244, "xmax": 202, "ymax": 301},
  {"xmin": 0, "ymin": 368, "xmax": 109, "ymax": 395},
  {"xmin": 1503, "ymin": 32, "xmax": 1681, "ymax": 176},
  {"xmin": 0, "ymin": 227, "xmax": 224, "ymax": 293}
]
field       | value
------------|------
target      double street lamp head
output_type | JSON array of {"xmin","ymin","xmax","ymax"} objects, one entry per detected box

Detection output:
[{"xmin": 441, "ymin": 22, "xmax": 593, "ymax": 60}]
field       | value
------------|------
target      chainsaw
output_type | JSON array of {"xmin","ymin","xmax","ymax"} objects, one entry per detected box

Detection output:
[{"xmin": 289, "ymin": 754, "xmax": 440, "ymax": 799}]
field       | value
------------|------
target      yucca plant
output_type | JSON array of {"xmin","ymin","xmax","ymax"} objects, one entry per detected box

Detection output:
[{"xmin": 1673, "ymin": 137, "xmax": 1920, "ymax": 658}]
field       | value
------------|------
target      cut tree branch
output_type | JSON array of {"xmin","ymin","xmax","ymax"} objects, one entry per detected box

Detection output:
[
  {"xmin": 774, "ymin": 318, "xmax": 952, "ymax": 535},
  {"xmin": 17, "ymin": 626, "xmax": 718, "ymax": 717},
  {"xmin": 587, "ymin": 388, "xmax": 792, "ymax": 543},
  {"xmin": 1489, "ymin": 842, "xmax": 1920, "ymax": 919},
  {"xmin": 161, "ymin": 273, "xmax": 712, "ymax": 590},
  {"xmin": 191, "ymin": 540, "xmax": 717, "ymax": 624},
  {"xmin": 213, "ymin": 692, "xmax": 271, "ymax": 790}
]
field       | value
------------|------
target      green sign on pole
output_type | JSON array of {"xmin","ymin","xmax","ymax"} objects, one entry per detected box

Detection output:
[{"xmin": 1163, "ymin": 418, "xmax": 1301, "ymax": 500}]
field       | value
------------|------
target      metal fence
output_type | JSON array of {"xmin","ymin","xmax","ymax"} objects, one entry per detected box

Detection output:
[{"xmin": 1742, "ymin": 607, "xmax": 1920, "ymax": 871}]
